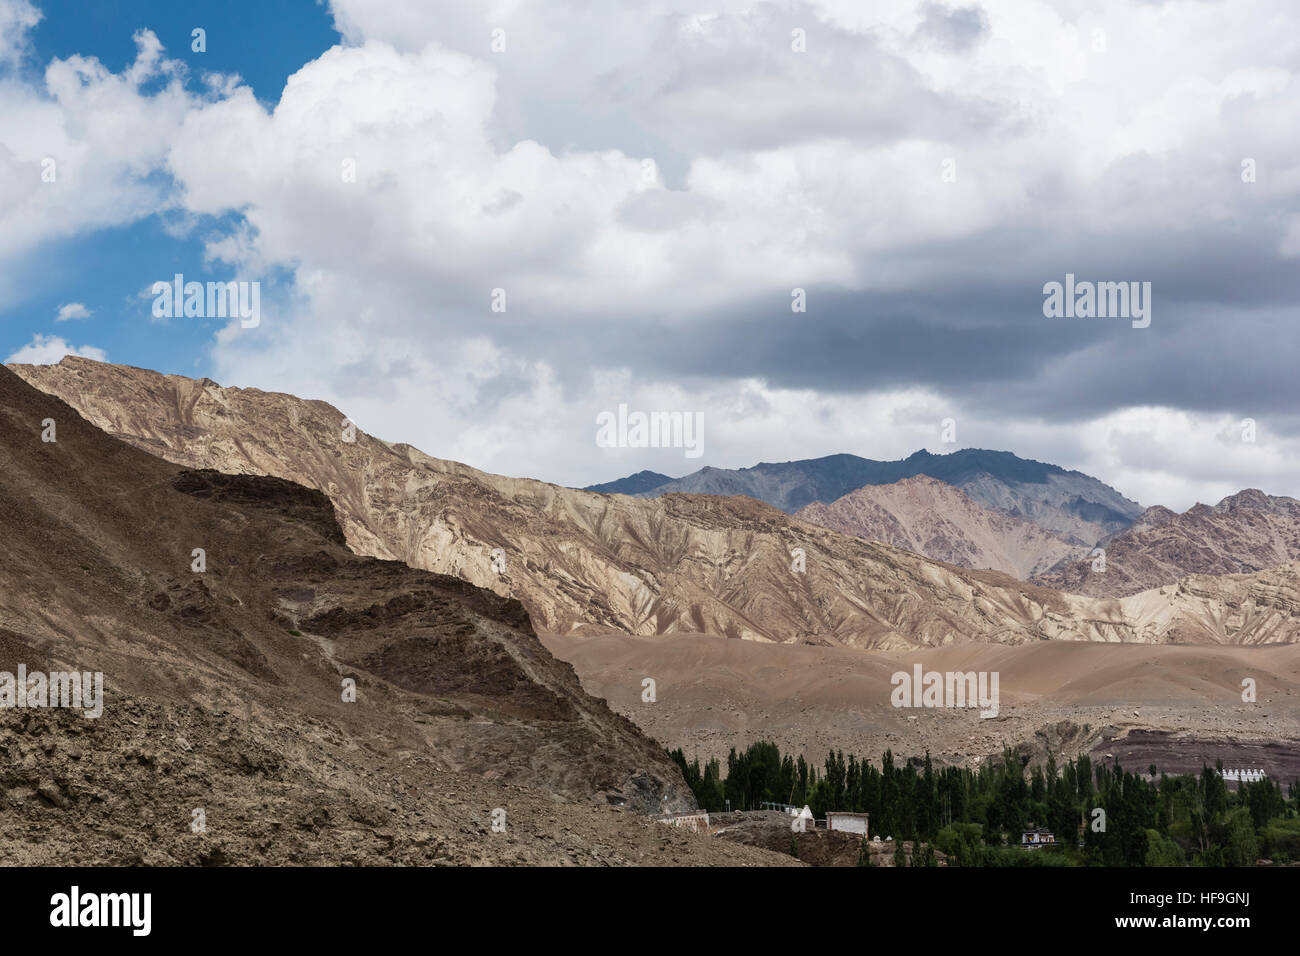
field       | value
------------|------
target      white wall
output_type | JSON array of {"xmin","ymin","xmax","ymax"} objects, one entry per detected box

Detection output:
[{"xmin": 827, "ymin": 815, "xmax": 868, "ymax": 836}]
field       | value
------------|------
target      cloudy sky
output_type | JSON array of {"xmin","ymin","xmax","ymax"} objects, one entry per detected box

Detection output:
[{"xmin": 2, "ymin": 0, "xmax": 1298, "ymax": 510}]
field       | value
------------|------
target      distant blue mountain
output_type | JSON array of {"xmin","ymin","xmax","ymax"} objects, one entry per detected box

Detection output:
[
  {"xmin": 581, "ymin": 449, "xmax": 1142, "ymax": 546},
  {"xmin": 583, "ymin": 469, "xmax": 676, "ymax": 496}
]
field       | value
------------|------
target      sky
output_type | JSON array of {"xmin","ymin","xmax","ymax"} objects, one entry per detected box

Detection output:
[{"xmin": 1, "ymin": 0, "xmax": 1298, "ymax": 510}]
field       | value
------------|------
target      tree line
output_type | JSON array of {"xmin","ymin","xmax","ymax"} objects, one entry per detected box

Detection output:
[{"xmin": 669, "ymin": 741, "xmax": 1300, "ymax": 866}]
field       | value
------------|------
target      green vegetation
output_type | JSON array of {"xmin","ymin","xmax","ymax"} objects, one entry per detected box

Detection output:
[
  {"xmin": 668, "ymin": 742, "xmax": 1300, "ymax": 866},
  {"xmin": 856, "ymin": 838, "xmax": 873, "ymax": 867}
]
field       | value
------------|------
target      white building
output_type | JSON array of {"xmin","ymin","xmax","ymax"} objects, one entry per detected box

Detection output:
[
  {"xmin": 1021, "ymin": 827, "xmax": 1055, "ymax": 849},
  {"xmin": 826, "ymin": 812, "xmax": 870, "ymax": 837}
]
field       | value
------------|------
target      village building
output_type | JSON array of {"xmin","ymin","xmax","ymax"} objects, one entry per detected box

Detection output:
[
  {"xmin": 826, "ymin": 812, "xmax": 870, "ymax": 837},
  {"xmin": 1021, "ymin": 826, "xmax": 1056, "ymax": 849}
]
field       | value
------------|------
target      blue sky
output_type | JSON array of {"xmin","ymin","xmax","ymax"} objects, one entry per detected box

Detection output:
[{"xmin": 1, "ymin": 0, "xmax": 336, "ymax": 375}]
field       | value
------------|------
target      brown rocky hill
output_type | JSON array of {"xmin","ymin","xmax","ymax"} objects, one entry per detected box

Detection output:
[
  {"xmin": 0, "ymin": 363, "xmax": 792, "ymax": 865},
  {"xmin": 12, "ymin": 357, "xmax": 1300, "ymax": 649},
  {"xmin": 795, "ymin": 475, "xmax": 1083, "ymax": 578},
  {"xmin": 1033, "ymin": 490, "xmax": 1300, "ymax": 598}
]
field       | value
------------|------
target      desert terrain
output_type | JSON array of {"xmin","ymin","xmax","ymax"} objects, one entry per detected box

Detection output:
[{"xmin": 545, "ymin": 631, "xmax": 1300, "ymax": 775}]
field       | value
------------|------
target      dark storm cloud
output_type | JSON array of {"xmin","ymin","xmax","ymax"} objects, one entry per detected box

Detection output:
[{"xmin": 494, "ymin": 199, "xmax": 1300, "ymax": 429}]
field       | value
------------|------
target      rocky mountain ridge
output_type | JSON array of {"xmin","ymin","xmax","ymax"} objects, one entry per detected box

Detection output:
[
  {"xmin": 1034, "ymin": 488, "xmax": 1300, "ymax": 598},
  {"xmin": 12, "ymin": 357, "xmax": 1300, "ymax": 650}
]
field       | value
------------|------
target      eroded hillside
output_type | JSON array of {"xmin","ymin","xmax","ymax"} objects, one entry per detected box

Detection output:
[
  {"xmin": 0, "ymin": 363, "xmax": 786, "ymax": 864},
  {"xmin": 14, "ymin": 357, "xmax": 1300, "ymax": 649}
]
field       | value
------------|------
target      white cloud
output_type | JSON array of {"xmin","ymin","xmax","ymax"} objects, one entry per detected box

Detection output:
[
  {"xmin": 0, "ymin": 27, "xmax": 213, "ymax": 272},
  {"xmin": 54, "ymin": 301, "xmax": 91, "ymax": 321},
  {"xmin": 5, "ymin": 333, "xmax": 106, "ymax": 364},
  {"xmin": 2, "ymin": 1, "xmax": 1300, "ymax": 509},
  {"xmin": 0, "ymin": 0, "xmax": 39, "ymax": 68},
  {"xmin": 165, "ymin": 0, "xmax": 1300, "ymax": 503}
]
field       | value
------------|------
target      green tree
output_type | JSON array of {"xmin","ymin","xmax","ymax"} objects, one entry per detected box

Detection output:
[
  {"xmin": 1222, "ymin": 808, "xmax": 1259, "ymax": 867},
  {"xmin": 936, "ymin": 823, "xmax": 983, "ymax": 867},
  {"xmin": 857, "ymin": 839, "xmax": 874, "ymax": 867},
  {"xmin": 1143, "ymin": 828, "xmax": 1185, "ymax": 866}
]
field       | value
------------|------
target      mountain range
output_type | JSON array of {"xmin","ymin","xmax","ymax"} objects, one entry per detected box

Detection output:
[
  {"xmin": 9, "ymin": 354, "xmax": 1300, "ymax": 844},
  {"xmin": 590, "ymin": 446, "xmax": 1300, "ymax": 601},
  {"xmin": 13, "ymin": 357, "xmax": 1300, "ymax": 650},
  {"xmin": 587, "ymin": 448, "xmax": 1143, "ymax": 546}
]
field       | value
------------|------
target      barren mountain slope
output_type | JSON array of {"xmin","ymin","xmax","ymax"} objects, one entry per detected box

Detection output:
[
  {"xmin": 0, "ymin": 363, "xmax": 797, "ymax": 865},
  {"xmin": 1034, "ymin": 490, "xmax": 1300, "ymax": 598},
  {"xmin": 14, "ymin": 357, "xmax": 1300, "ymax": 650},
  {"xmin": 795, "ymin": 476, "xmax": 1083, "ymax": 578}
]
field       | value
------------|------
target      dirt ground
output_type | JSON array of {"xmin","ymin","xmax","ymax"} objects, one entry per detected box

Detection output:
[
  {"xmin": 546, "ymin": 632, "xmax": 1300, "ymax": 776},
  {"xmin": 0, "ymin": 698, "xmax": 801, "ymax": 866}
]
